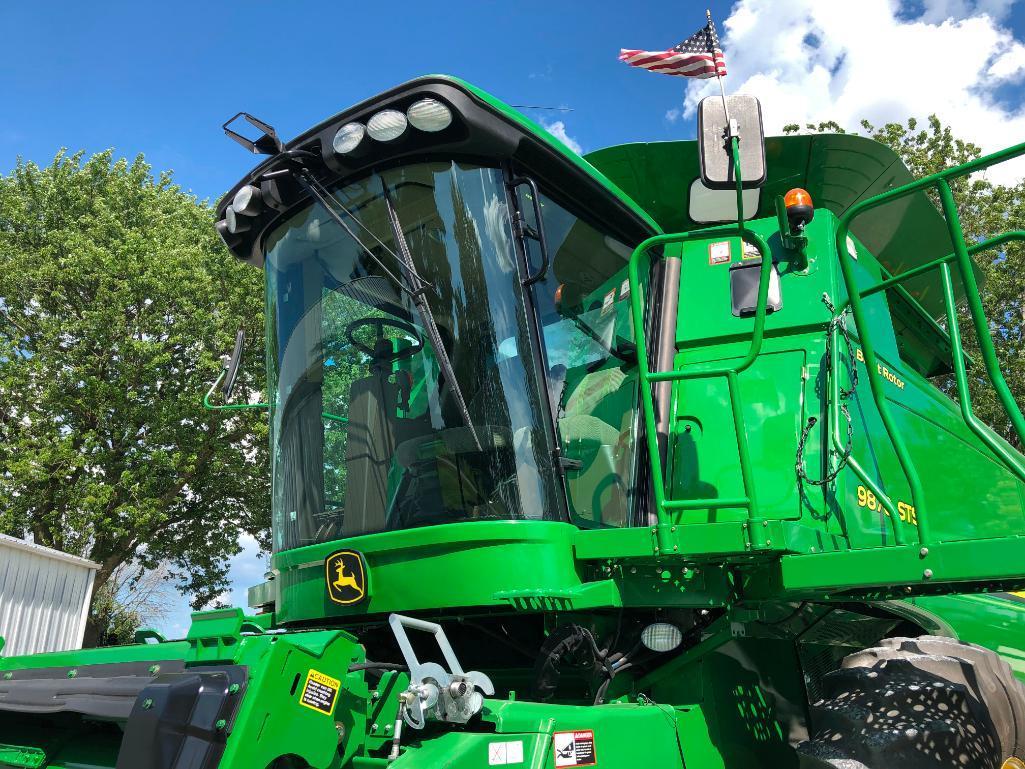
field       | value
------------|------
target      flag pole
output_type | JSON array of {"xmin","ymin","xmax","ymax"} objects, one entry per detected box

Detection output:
[
  {"xmin": 706, "ymin": 8, "xmax": 743, "ymax": 222},
  {"xmin": 706, "ymin": 9, "xmax": 732, "ymax": 135}
]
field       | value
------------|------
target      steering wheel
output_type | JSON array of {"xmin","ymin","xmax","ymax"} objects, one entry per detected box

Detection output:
[{"xmin": 344, "ymin": 317, "xmax": 423, "ymax": 362}]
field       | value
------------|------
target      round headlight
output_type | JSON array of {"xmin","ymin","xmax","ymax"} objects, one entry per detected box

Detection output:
[
  {"xmin": 231, "ymin": 184, "xmax": 263, "ymax": 216},
  {"xmin": 214, "ymin": 218, "xmax": 233, "ymax": 246},
  {"xmin": 407, "ymin": 98, "xmax": 453, "ymax": 132},
  {"xmin": 333, "ymin": 122, "xmax": 366, "ymax": 154},
  {"xmin": 367, "ymin": 110, "xmax": 408, "ymax": 142},
  {"xmin": 224, "ymin": 206, "xmax": 250, "ymax": 235},
  {"xmin": 641, "ymin": 622, "xmax": 683, "ymax": 652}
]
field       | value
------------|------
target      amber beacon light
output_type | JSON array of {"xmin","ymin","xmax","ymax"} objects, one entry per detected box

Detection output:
[{"xmin": 784, "ymin": 187, "xmax": 815, "ymax": 230}]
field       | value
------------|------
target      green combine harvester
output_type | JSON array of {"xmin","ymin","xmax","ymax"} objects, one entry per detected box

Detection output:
[{"xmin": 5, "ymin": 76, "xmax": 1025, "ymax": 769}]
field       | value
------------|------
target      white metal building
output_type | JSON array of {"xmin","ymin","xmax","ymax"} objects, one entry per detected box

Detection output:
[{"xmin": 0, "ymin": 534, "xmax": 99, "ymax": 656}]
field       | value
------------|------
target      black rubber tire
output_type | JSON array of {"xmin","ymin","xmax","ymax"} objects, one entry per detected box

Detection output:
[{"xmin": 798, "ymin": 635, "xmax": 1025, "ymax": 769}]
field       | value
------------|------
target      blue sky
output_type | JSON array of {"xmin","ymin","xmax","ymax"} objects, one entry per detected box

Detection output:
[
  {"xmin": 0, "ymin": 0, "xmax": 740, "ymax": 204},
  {"xmin": 3, "ymin": 0, "xmax": 1025, "ymax": 637}
]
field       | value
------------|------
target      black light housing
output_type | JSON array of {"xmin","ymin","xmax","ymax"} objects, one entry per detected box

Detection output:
[
  {"xmin": 231, "ymin": 184, "xmax": 264, "ymax": 217},
  {"xmin": 224, "ymin": 207, "xmax": 251, "ymax": 235},
  {"xmin": 215, "ymin": 76, "xmax": 658, "ymax": 266}
]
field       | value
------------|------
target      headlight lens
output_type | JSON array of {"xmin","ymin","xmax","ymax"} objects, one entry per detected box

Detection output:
[
  {"xmin": 333, "ymin": 122, "xmax": 366, "ymax": 154},
  {"xmin": 224, "ymin": 206, "xmax": 249, "ymax": 235},
  {"xmin": 231, "ymin": 184, "xmax": 262, "ymax": 216},
  {"xmin": 367, "ymin": 110, "xmax": 408, "ymax": 142},
  {"xmin": 407, "ymin": 98, "xmax": 452, "ymax": 132},
  {"xmin": 640, "ymin": 622, "xmax": 683, "ymax": 652}
]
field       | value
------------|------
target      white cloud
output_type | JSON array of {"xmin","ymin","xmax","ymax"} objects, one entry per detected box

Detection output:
[
  {"xmin": 202, "ymin": 591, "xmax": 233, "ymax": 610},
  {"xmin": 665, "ymin": 108, "xmax": 682, "ymax": 123},
  {"xmin": 542, "ymin": 120, "xmax": 584, "ymax": 154},
  {"xmin": 682, "ymin": 0, "xmax": 1025, "ymax": 184}
]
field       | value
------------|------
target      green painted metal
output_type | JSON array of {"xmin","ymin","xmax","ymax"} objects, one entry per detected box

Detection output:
[
  {"xmin": 0, "ymin": 743, "xmax": 46, "ymax": 768},
  {"xmin": 626, "ymin": 136, "xmax": 776, "ymax": 555}
]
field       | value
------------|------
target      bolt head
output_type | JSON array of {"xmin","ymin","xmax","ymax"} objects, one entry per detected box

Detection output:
[
  {"xmin": 919, "ymin": 547, "xmax": 929, "ymax": 558},
  {"xmin": 923, "ymin": 569, "xmax": 934, "ymax": 579}
]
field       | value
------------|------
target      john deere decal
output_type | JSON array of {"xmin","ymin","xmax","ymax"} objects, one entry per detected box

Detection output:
[{"xmin": 325, "ymin": 549, "xmax": 367, "ymax": 605}]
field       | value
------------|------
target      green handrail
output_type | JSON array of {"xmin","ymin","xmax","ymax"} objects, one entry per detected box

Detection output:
[
  {"xmin": 939, "ymin": 261, "xmax": 1025, "ymax": 481},
  {"xmin": 834, "ymin": 139, "xmax": 1025, "ymax": 546},
  {"xmin": 829, "ymin": 230, "xmax": 1025, "ymax": 543},
  {"xmin": 628, "ymin": 137, "xmax": 775, "ymax": 554}
]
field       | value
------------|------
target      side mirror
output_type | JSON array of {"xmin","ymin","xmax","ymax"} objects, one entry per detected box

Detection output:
[
  {"xmin": 697, "ymin": 94, "xmax": 767, "ymax": 190},
  {"xmin": 222, "ymin": 328, "xmax": 246, "ymax": 401}
]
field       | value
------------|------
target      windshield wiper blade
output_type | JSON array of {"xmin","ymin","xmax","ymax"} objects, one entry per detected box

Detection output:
[
  {"xmin": 381, "ymin": 189, "xmax": 483, "ymax": 452},
  {"xmin": 288, "ymin": 167, "xmax": 431, "ymax": 299}
]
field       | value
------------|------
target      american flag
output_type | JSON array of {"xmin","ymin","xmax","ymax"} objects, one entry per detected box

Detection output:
[{"xmin": 620, "ymin": 20, "xmax": 727, "ymax": 78}]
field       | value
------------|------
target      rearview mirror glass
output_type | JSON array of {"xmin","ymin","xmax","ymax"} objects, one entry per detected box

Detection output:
[
  {"xmin": 222, "ymin": 328, "xmax": 245, "ymax": 400},
  {"xmin": 698, "ymin": 94, "xmax": 767, "ymax": 190}
]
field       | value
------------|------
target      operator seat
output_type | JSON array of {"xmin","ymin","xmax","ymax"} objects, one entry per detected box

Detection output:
[{"xmin": 341, "ymin": 341, "xmax": 401, "ymax": 537}]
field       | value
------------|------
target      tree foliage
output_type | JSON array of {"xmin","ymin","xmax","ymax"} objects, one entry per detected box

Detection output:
[
  {"xmin": 785, "ymin": 116, "xmax": 1025, "ymax": 449},
  {"xmin": 0, "ymin": 150, "xmax": 268, "ymax": 644}
]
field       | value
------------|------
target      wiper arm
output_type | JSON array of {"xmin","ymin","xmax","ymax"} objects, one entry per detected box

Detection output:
[
  {"xmin": 276, "ymin": 158, "xmax": 481, "ymax": 452},
  {"xmin": 287, "ymin": 166, "xmax": 432, "ymax": 299},
  {"xmin": 381, "ymin": 188, "xmax": 483, "ymax": 452}
]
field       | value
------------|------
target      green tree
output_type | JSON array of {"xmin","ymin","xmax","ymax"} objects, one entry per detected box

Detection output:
[
  {"xmin": 0, "ymin": 150, "xmax": 269, "ymax": 645},
  {"xmin": 785, "ymin": 116, "xmax": 1025, "ymax": 449}
]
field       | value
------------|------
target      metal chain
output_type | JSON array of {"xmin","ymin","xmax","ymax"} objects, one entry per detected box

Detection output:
[{"xmin": 797, "ymin": 293, "xmax": 859, "ymax": 486}]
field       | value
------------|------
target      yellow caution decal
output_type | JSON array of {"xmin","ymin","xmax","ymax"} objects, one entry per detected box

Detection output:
[{"xmin": 299, "ymin": 669, "xmax": 341, "ymax": 716}]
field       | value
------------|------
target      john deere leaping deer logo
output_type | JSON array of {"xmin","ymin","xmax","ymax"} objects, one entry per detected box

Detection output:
[{"xmin": 325, "ymin": 550, "xmax": 367, "ymax": 605}]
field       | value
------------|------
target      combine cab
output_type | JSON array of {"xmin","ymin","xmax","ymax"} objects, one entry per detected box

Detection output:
[{"xmin": 3, "ymin": 76, "xmax": 1025, "ymax": 769}]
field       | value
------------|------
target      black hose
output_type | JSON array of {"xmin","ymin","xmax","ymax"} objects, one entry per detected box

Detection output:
[{"xmin": 349, "ymin": 661, "xmax": 409, "ymax": 673}]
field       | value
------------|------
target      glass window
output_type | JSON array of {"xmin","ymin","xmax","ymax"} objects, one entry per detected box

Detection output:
[
  {"xmin": 264, "ymin": 162, "xmax": 562, "ymax": 552},
  {"xmin": 516, "ymin": 189, "xmax": 643, "ymax": 527},
  {"xmin": 688, "ymin": 178, "xmax": 760, "ymax": 223}
]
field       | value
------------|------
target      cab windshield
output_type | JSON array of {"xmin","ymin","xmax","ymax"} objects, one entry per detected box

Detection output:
[{"xmin": 265, "ymin": 161, "xmax": 561, "ymax": 551}]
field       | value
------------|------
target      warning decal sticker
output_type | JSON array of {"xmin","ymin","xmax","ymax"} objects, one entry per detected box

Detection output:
[
  {"xmin": 553, "ymin": 730, "xmax": 597, "ymax": 767},
  {"xmin": 708, "ymin": 240, "xmax": 731, "ymax": 265},
  {"xmin": 299, "ymin": 669, "xmax": 340, "ymax": 716},
  {"xmin": 488, "ymin": 740, "xmax": 524, "ymax": 765}
]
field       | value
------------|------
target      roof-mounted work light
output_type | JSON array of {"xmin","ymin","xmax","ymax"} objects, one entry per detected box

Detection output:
[
  {"xmin": 231, "ymin": 184, "xmax": 264, "ymax": 217},
  {"xmin": 367, "ymin": 109, "xmax": 408, "ymax": 142},
  {"xmin": 333, "ymin": 122, "xmax": 366, "ymax": 154},
  {"xmin": 224, "ymin": 206, "xmax": 251, "ymax": 235},
  {"xmin": 407, "ymin": 98, "xmax": 452, "ymax": 132}
]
